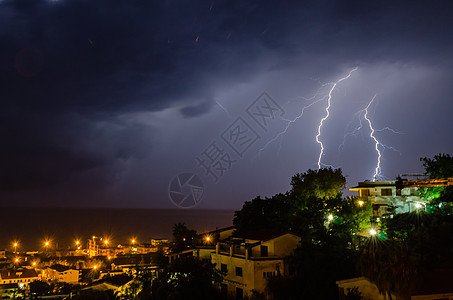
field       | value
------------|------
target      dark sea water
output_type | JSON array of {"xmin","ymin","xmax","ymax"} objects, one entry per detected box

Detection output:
[{"xmin": 0, "ymin": 208, "xmax": 235, "ymax": 251}]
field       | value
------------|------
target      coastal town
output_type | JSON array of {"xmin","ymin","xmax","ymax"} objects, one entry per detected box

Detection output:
[{"xmin": 2, "ymin": 169, "xmax": 453, "ymax": 299}]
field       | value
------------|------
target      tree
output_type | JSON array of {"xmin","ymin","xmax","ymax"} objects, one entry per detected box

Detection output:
[
  {"xmin": 29, "ymin": 280, "xmax": 51, "ymax": 296},
  {"xmin": 290, "ymin": 168, "xmax": 346, "ymax": 200},
  {"xmin": 419, "ymin": 153, "xmax": 453, "ymax": 213},
  {"xmin": 150, "ymin": 256, "xmax": 225, "ymax": 300},
  {"xmin": 233, "ymin": 194, "xmax": 293, "ymax": 234},
  {"xmin": 421, "ymin": 153, "xmax": 453, "ymax": 178},
  {"xmin": 171, "ymin": 223, "xmax": 197, "ymax": 252}
]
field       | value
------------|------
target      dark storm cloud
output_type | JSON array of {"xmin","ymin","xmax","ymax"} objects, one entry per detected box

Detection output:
[
  {"xmin": 1, "ymin": 0, "xmax": 452, "ymax": 207},
  {"xmin": 180, "ymin": 99, "xmax": 215, "ymax": 118}
]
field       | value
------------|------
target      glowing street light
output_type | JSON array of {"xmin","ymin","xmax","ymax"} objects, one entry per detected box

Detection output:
[
  {"xmin": 13, "ymin": 241, "xmax": 18, "ymax": 254},
  {"xmin": 44, "ymin": 240, "xmax": 51, "ymax": 253},
  {"xmin": 104, "ymin": 240, "xmax": 109, "ymax": 245},
  {"xmin": 369, "ymin": 228, "xmax": 377, "ymax": 236},
  {"xmin": 15, "ymin": 257, "xmax": 19, "ymax": 263},
  {"xmin": 358, "ymin": 200, "xmax": 364, "ymax": 207},
  {"xmin": 414, "ymin": 202, "xmax": 423, "ymax": 209},
  {"xmin": 327, "ymin": 214, "xmax": 334, "ymax": 221},
  {"xmin": 205, "ymin": 235, "xmax": 212, "ymax": 244}
]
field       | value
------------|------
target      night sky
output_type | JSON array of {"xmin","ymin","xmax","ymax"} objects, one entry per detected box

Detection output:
[{"xmin": 1, "ymin": 0, "xmax": 452, "ymax": 209}]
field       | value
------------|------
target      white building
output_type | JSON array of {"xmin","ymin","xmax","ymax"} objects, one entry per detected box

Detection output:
[
  {"xmin": 350, "ymin": 180, "xmax": 423, "ymax": 220},
  {"xmin": 42, "ymin": 264, "xmax": 80, "ymax": 284},
  {"xmin": 211, "ymin": 230, "xmax": 301, "ymax": 299},
  {"xmin": 0, "ymin": 268, "xmax": 39, "ymax": 286}
]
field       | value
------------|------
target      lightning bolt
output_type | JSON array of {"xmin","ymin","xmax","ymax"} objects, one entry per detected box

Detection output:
[
  {"xmin": 363, "ymin": 95, "xmax": 402, "ymax": 181},
  {"xmin": 215, "ymin": 100, "xmax": 231, "ymax": 118},
  {"xmin": 339, "ymin": 95, "xmax": 402, "ymax": 181},
  {"xmin": 338, "ymin": 110, "xmax": 365, "ymax": 151},
  {"xmin": 363, "ymin": 95, "xmax": 382, "ymax": 181},
  {"xmin": 316, "ymin": 67, "xmax": 357, "ymax": 169},
  {"xmin": 257, "ymin": 92, "xmax": 328, "ymax": 156}
]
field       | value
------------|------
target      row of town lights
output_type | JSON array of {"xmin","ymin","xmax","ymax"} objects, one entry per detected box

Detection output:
[{"xmin": 11, "ymin": 237, "xmax": 141, "ymax": 250}]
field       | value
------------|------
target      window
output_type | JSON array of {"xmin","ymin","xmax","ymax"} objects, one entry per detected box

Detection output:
[
  {"xmin": 360, "ymin": 189, "xmax": 370, "ymax": 197},
  {"xmin": 235, "ymin": 267, "xmax": 242, "ymax": 277},
  {"xmin": 236, "ymin": 288, "xmax": 243, "ymax": 300},
  {"xmin": 381, "ymin": 188, "xmax": 392, "ymax": 196},
  {"xmin": 263, "ymin": 271, "xmax": 274, "ymax": 278},
  {"xmin": 260, "ymin": 245, "xmax": 268, "ymax": 257},
  {"xmin": 221, "ymin": 263, "xmax": 227, "ymax": 273}
]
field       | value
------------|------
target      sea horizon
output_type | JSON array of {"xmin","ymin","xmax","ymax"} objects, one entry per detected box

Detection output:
[{"xmin": 0, "ymin": 208, "xmax": 235, "ymax": 251}]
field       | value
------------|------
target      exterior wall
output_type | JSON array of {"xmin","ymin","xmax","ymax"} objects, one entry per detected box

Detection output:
[
  {"xmin": 212, "ymin": 234, "xmax": 300, "ymax": 298},
  {"xmin": 211, "ymin": 252, "xmax": 283, "ymax": 298},
  {"xmin": 271, "ymin": 234, "xmax": 302, "ymax": 257},
  {"xmin": 354, "ymin": 181, "xmax": 423, "ymax": 217},
  {"xmin": 42, "ymin": 268, "xmax": 80, "ymax": 284},
  {"xmin": 0, "ymin": 276, "xmax": 39, "ymax": 285},
  {"xmin": 57, "ymin": 269, "xmax": 80, "ymax": 284},
  {"xmin": 337, "ymin": 277, "xmax": 395, "ymax": 300}
]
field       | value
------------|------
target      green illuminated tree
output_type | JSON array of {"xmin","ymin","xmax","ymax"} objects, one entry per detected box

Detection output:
[{"xmin": 420, "ymin": 153, "xmax": 453, "ymax": 214}]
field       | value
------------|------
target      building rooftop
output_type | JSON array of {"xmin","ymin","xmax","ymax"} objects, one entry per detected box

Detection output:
[
  {"xmin": 235, "ymin": 229, "xmax": 295, "ymax": 242},
  {"xmin": 49, "ymin": 264, "xmax": 72, "ymax": 272},
  {"xmin": 350, "ymin": 180, "xmax": 396, "ymax": 191},
  {"xmin": 0, "ymin": 268, "xmax": 38, "ymax": 279}
]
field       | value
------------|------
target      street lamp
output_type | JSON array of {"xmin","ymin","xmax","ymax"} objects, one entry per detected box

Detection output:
[
  {"xmin": 44, "ymin": 240, "xmax": 50, "ymax": 253},
  {"xmin": 13, "ymin": 242, "xmax": 18, "ymax": 254},
  {"xmin": 205, "ymin": 235, "xmax": 212, "ymax": 244}
]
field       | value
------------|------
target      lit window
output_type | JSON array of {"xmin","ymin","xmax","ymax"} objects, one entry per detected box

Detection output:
[{"xmin": 360, "ymin": 189, "xmax": 370, "ymax": 197}]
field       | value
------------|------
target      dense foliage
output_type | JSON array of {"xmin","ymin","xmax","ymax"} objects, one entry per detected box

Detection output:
[
  {"xmin": 234, "ymin": 154, "xmax": 453, "ymax": 299},
  {"xmin": 359, "ymin": 153, "xmax": 453, "ymax": 299},
  {"xmin": 234, "ymin": 168, "xmax": 371, "ymax": 299}
]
